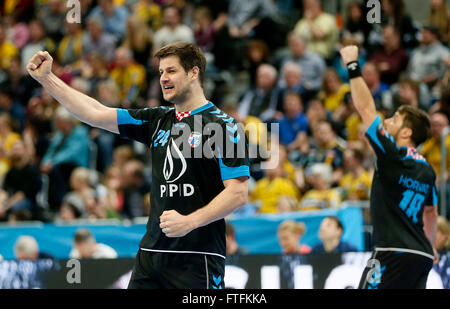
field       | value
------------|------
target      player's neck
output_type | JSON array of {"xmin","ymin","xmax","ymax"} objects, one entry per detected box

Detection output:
[{"xmin": 174, "ymin": 87, "xmax": 209, "ymax": 113}]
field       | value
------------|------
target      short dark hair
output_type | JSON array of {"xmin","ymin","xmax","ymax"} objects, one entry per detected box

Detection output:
[
  {"xmin": 326, "ymin": 216, "xmax": 344, "ymax": 232},
  {"xmin": 397, "ymin": 105, "xmax": 431, "ymax": 146},
  {"xmin": 74, "ymin": 229, "xmax": 94, "ymax": 244},
  {"xmin": 154, "ymin": 42, "xmax": 206, "ymax": 87}
]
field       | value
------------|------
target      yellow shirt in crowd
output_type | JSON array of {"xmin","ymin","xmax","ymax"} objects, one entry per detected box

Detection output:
[
  {"xmin": 421, "ymin": 135, "xmax": 450, "ymax": 177},
  {"xmin": 251, "ymin": 177, "xmax": 299, "ymax": 214},
  {"xmin": 318, "ymin": 84, "xmax": 350, "ymax": 112},
  {"xmin": 299, "ymin": 188, "xmax": 342, "ymax": 211},
  {"xmin": 339, "ymin": 171, "xmax": 372, "ymax": 200},
  {"xmin": 110, "ymin": 63, "xmax": 146, "ymax": 102}
]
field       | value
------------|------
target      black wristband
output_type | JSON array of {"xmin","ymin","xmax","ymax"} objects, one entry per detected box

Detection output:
[{"xmin": 347, "ymin": 61, "xmax": 362, "ymax": 79}]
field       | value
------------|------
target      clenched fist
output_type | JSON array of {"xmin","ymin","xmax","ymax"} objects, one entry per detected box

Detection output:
[
  {"xmin": 26, "ymin": 51, "xmax": 53, "ymax": 82},
  {"xmin": 339, "ymin": 45, "xmax": 359, "ymax": 66}
]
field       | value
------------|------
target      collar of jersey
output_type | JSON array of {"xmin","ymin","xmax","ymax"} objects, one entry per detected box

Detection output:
[{"xmin": 176, "ymin": 101, "xmax": 214, "ymax": 120}]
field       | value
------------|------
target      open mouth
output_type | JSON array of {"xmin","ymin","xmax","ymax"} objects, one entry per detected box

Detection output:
[{"xmin": 163, "ymin": 86, "xmax": 175, "ymax": 91}]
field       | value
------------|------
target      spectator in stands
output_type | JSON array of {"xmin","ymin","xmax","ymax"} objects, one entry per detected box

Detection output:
[
  {"xmin": 238, "ymin": 63, "xmax": 279, "ymax": 123},
  {"xmin": 69, "ymin": 228, "xmax": 118, "ymax": 259},
  {"xmin": 2, "ymin": 14, "xmax": 30, "ymax": 49},
  {"xmin": 0, "ymin": 113, "xmax": 21, "ymax": 179},
  {"xmin": 225, "ymin": 222, "xmax": 249, "ymax": 255},
  {"xmin": 4, "ymin": 56, "xmax": 39, "ymax": 107},
  {"xmin": 408, "ymin": 25, "xmax": 450, "ymax": 88},
  {"xmin": 0, "ymin": 22, "xmax": 19, "ymax": 69},
  {"xmin": 318, "ymin": 68, "xmax": 350, "ymax": 112},
  {"xmin": 370, "ymin": 25, "xmax": 409, "ymax": 86},
  {"xmin": 121, "ymin": 15, "xmax": 153, "ymax": 68},
  {"xmin": 250, "ymin": 157, "xmax": 299, "ymax": 214},
  {"xmin": 277, "ymin": 62, "xmax": 307, "ymax": 112},
  {"xmin": 101, "ymin": 166, "xmax": 123, "ymax": 219},
  {"xmin": 153, "ymin": 6, "xmax": 194, "ymax": 53},
  {"xmin": 110, "ymin": 47, "xmax": 146, "ymax": 107},
  {"xmin": 82, "ymin": 15, "xmax": 118, "ymax": 63},
  {"xmin": 428, "ymin": 0, "xmax": 450, "ymax": 45},
  {"xmin": 429, "ymin": 86, "xmax": 450, "ymax": 116},
  {"xmin": 311, "ymin": 216, "xmax": 357, "ymax": 253},
  {"xmin": 57, "ymin": 20, "xmax": 83, "ymax": 68},
  {"xmin": 277, "ymin": 92, "xmax": 308, "ymax": 151},
  {"xmin": 295, "ymin": 121, "xmax": 345, "ymax": 183},
  {"xmin": 277, "ymin": 220, "xmax": 311, "ymax": 254},
  {"xmin": 58, "ymin": 192, "xmax": 85, "ymax": 221},
  {"xmin": 339, "ymin": 148, "xmax": 372, "ymax": 201},
  {"xmin": 41, "ymin": 107, "xmax": 90, "ymax": 211},
  {"xmin": 14, "ymin": 235, "xmax": 53, "ymax": 260},
  {"xmin": 193, "ymin": 6, "xmax": 215, "ymax": 55},
  {"xmin": 435, "ymin": 216, "xmax": 450, "ymax": 252},
  {"xmin": 243, "ymin": 40, "xmax": 271, "ymax": 88},
  {"xmin": 305, "ymin": 98, "xmax": 331, "ymax": 135},
  {"xmin": 280, "ymin": 33, "xmax": 326, "ymax": 96},
  {"xmin": 380, "ymin": 0, "xmax": 418, "ymax": 49},
  {"xmin": 0, "ymin": 139, "xmax": 41, "ymax": 222},
  {"xmin": 121, "ymin": 159, "xmax": 149, "ymax": 219},
  {"xmin": 276, "ymin": 196, "xmax": 299, "ymax": 213},
  {"xmin": 21, "ymin": 19, "xmax": 56, "ymax": 70},
  {"xmin": 299, "ymin": 163, "xmax": 342, "ymax": 211},
  {"xmin": 88, "ymin": 0, "xmax": 129, "ymax": 42},
  {"xmin": 37, "ymin": 0, "xmax": 65, "ymax": 43},
  {"xmin": 362, "ymin": 62, "xmax": 390, "ymax": 110},
  {"xmin": 421, "ymin": 111, "xmax": 450, "ymax": 182},
  {"xmin": 342, "ymin": 1, "xmax": 372, "ymax": 49},
  {"xmin": 132, "ymin": 0, "xmax": 163, "ymax": 31},
  {"xmin": 0, "ymin": 85, "xmax": 26, "ymax": 131},
  {"xmin": 293, "ymin": 0, "xmax": 338, "ymax": 61},
  {"xmin": 390, "ymin": 77, "xmax": 431, "ymax": 114}
]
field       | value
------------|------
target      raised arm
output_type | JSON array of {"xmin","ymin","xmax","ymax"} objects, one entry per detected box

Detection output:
[
  {"xmin": 339, "ymin": 46, "xmax": 377, "ymax": 131},
  {"xmin": 26, "ymin": 51, "xmax": 119, "ymax": 134}
]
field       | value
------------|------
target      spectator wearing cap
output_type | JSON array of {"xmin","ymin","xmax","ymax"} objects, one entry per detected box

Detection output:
[
  {"xmin": 88, "ymin": 0, "xmax": 129, "ymax": 42},
  {"xmin": 41, "ymin": 107, "xmax": 90, "ymax": 211},
  {"xmin": 69, "ymin": 228, "xmax": 118, "ymax": 259},
  {"xmin": 82, "ymin": 15, "xmax": 118, "ymax": 63},
  {"xmin": 408, "ymin": 25, "xmax": 450, "ymax": 88},
  {"xmin": 311, "ymin": 216, "xmax": 357, "ymax": 253}
]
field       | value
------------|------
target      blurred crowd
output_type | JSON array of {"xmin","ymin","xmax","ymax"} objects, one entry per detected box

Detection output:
[{"xmin": 0, "ymin": 0, "xmax": 448, "ymax": 230}]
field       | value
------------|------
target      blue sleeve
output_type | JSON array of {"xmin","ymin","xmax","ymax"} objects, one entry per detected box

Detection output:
[
  {"xmin": 365, "ymin": 115, "xmax": 400, "ymax": 160},
  {"xmin": 217, "ymin": 121, "xmax": 250, "ymax": 181},
  {"xmin": 117, "ymin": 107, "xmax": 166, "ymax": 147}
]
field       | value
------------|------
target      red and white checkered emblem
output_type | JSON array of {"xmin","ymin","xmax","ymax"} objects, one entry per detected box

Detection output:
[{"xmin": 176, "ymin": 111, "xmax": 191, "ymax": 121}]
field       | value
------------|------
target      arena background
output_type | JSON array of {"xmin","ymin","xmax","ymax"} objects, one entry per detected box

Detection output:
[{"xmin": 0, "ymin": 0, "xmax": 449, "ymax": 289}]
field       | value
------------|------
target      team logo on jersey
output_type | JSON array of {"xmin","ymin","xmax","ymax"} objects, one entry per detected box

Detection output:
[
  {"xmin": 163, "ymin": 139, "xmax": 187, "ymax": 183},
  {"xmin": 188, "ymin": 132, "xmax": 202, "ymax": 148}
]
